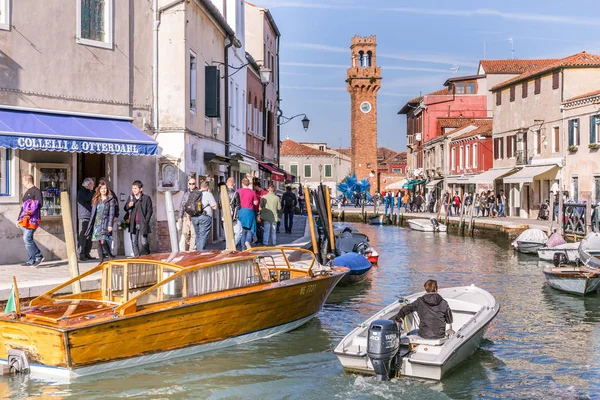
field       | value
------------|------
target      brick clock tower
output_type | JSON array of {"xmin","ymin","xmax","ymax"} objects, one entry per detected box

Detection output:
[{"xmin": 346, "ymin": 35, "xmax": 381, "ymax": 190}]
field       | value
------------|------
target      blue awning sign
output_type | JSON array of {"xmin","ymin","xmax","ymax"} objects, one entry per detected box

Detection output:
[{"xmin": 0, "ymin": 108, "xmax": 158, "ymax": 156}]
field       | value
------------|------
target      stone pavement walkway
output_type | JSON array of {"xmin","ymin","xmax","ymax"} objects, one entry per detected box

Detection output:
[
  {"xmin": 335, "ymin": 206, "xmax": 555, "ymax": 232},
  {"xmin": 0, "ymin": 215, "xmax": 309, "ymax": 302}
]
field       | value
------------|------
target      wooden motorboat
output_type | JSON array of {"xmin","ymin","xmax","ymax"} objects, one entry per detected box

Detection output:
[
  {"xmin": 0, "ymin": 247, "xmax": 347, "ymax": 380},
  {"xmin": 407, "ymin": 218, "xmax": 447, "ymax": 232},
  {"xmin": 369, "ymin": 214, "xmax": 391, "ymax": 226},
  {"xmin": 537, "ymin": 243, "xmax": 580, "ymax": 263},
  {"xmin": 543, "ymin": 265, "xmax": 600, "ymax": 295},
  {"xmin": 334, "ymin": 285, "xmax": 499, "ymax": 381},
  {"xmin": 512, "ymin": 228, "xmax": 547, "ymax": 254},
  {"xmin": 577, "ymin": 232, "xmax": 600, "ymax": 269},
  {"xmin": 334, "ymin": 252, "xmax": 372, "ymax": 284}
]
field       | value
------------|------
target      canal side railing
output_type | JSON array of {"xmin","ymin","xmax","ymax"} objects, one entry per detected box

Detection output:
[{"xmin": 561, "ymin": 203, "xmax": 599, "ymax": 236}]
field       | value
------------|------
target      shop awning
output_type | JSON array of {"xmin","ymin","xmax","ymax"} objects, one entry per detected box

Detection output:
[
  {"xmin": 385, "ymin": 179, "xmax": 408, "ymax": 190},
  {"xmin": 258, "ymin": 161, "xmax": 284, "ymax": 182},
  {"xmin": 503, "ymin": 165, "xmax": 559, "ymax": 184},
  {"xmin": 0, "ymin": 107, "xmax": 157, "ymax": 155},
  {"xmin": 204, "ymin": 152, "xmax": 233, "ymax": 165},
  {"xmin": 426, "ymin": 179, "xmax": 443, "ymax": 188},
  {"xmin": 446, "ymin": 175, "xmax": 473, "ymax": 184},
  {"xmin": 470, "ymin": 167, "xmax": 517, "ymax": 184}
]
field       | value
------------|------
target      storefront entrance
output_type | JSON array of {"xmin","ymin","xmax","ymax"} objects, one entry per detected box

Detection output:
[{"xmin": 78, "ymin": 153, "xmax": 107, "ymax": 186}]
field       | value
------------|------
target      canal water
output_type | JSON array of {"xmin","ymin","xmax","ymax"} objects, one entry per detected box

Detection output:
[{"xmin": 3, "ymin": 223, "xmax": 600, "ymax": 399}]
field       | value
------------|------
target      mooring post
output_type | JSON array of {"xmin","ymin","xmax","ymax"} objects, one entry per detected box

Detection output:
[{"xmin": 60, "ymin": 191, "xmax": 81, "ymax": 294}]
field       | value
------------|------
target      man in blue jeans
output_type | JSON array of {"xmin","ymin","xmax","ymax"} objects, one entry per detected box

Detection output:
[
  {"xmin": 17, "ymin": 174, "xmax": 44, "ymax": 266},
  {"xmin": 191, "ymin": 181, "xmax": 217, "ymax": 250}
]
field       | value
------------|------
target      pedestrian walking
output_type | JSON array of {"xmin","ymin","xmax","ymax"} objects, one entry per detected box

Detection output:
[
  {"xmin": 16, "ymin": 174, "xmax": 44, "ymax": 266},
  {"xmin": 98, "ymin": 177, "xmax": 119, "ymax": 258},
  {"xmin": 86, "ymin": 181, "xmax": 116, "ymax": 263},
  {"xmin": 124, "ymin": 180, "xmax": 153, "ymax": 256},
  {"xmin": 219, "ymin": 177, "xmax": 242, "ymax": 245},
  {"xmin": 190, "ymin": 181, "xmax": 217, "ymax": 250},
  {"xmin": 496, "ymin": 190, "xmax": 506, "ymax": 217},
  {"xmin": 178, "ymin": 177, "xmax": 198, "ymax": 251},
  {"xmin": 487, "ymin": 190, "xmax": 496, "ymax": 217},
  {"xmin": 281, "ymin": 185, "xmax": 297, "ymax": 234},
  {"xmin": 77, "ymin": 177, "xmax": 95, "ymax": 261},
  {"xmin": 237, "ymin": 178, "xmax": 259, "ymax": 250},
  {"xmin": 259, "ymin": 184, "xmax": 282, "ymax": 246},
  {"xmin": 253, "ymin": 181, "xmax": 267, "ymax": 245},
  {"xmin": 452, "ymin": 191, "xmax": 461, "ymax": 215},
  {"xmin": 464, "ymin": 192, "xmax": 473, "ymax": 216}
]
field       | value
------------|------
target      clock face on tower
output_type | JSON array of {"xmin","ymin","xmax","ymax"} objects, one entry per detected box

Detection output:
[{"xmin": 360, "ymin": 101, "xmax": 372, "ymax": 114}]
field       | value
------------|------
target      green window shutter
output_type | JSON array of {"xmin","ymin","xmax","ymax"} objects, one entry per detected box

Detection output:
[
  {"xmin": 591, "ymin": 116, "xmax": 597, "ymax": 144},
  {"xmin": 568, "ymin": 120, "xmax": 574, "ymax": 146}
]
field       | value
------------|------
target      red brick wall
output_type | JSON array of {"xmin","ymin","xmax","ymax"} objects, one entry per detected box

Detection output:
[{"xmin": 157, "ymin": 220, "xmax": 171, "ymax": 253}]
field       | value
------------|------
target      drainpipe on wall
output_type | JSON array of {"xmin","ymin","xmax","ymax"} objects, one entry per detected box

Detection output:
[
  {"xmin": 152, "ymin": 0, "xmax": 160, "ymax": 138},
  {"xmin": 276, "ymin": 34, "xmax": 281, "ymax": 166},
  {"xmin": 224, "ymin": 36, "xmax": 234, "ymax": 175}
]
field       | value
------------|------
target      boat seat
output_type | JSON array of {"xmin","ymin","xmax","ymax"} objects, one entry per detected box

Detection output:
[{"xmin": 401, "ymin": 329, "xmax": 447, "ymax": 346}]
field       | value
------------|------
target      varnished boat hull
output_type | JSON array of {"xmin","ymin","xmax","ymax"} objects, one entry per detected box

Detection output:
[{"xmin": 0, "ymin": 270, "xmax": 346, "ymax": 379}]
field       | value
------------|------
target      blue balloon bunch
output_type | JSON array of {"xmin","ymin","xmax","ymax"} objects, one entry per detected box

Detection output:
[{"xmin": 337, "ymin": 174, "xmax": 371, "ymax": 201}]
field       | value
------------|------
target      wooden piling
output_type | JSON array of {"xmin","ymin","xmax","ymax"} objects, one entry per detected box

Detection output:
[
  {"xmin": 60, "ymin": 191, "xmax": 81, "ymax": 294},
  {"xmin": 458, "ymin": 193, "xmax": 466, "ymax": 235},
  {"xmin": 468, "ymin": 195, "xmax": 476, "ymax": 235}
]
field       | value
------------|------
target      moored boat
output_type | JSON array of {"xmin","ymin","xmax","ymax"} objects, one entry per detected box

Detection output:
[
  {"xmin": 577, "ymin": 232, "xmax": 600, "ymax": 269},
  {"xmin": 334, "ymin": 252, "xmax": 372, "ymax": 284},
  {"xmin": 537, "ymin": 243, "xmax": 580, "ymax": 263},
  {"xmin": 369, "ymin": 214, "xmax": 391, "ymax": 225},
  {"xmin": 0, "ymin": 247, "xmax": 347, "ymax": 380},
  {"xmin": 512, "ymin": 228, "xmax": 547, "ymax": 254},
  {"xmin": 335, "ymin": 228, "xmax": 379, "ymax": 264},
  {"xmin": 333, "ymin": 285, "xmax": 499, "ymax": 381},
  {"xmin": 543, "ymin": 265, "xmax": 600, "ymax": 295},
  {"xmin": 407, "ymin": 218, "xmax": 447, "ymax": 232}
]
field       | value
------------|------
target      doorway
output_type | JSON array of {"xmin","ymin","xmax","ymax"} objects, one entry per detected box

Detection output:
[{"xmin": 78, "ymin": 153, "xmax": 106, "ymax": 186}]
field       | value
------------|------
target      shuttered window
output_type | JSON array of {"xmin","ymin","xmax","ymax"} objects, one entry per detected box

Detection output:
[
  {"xmin": 496, "ymin": 91, "xmax": 502, "ymax": 106},
  {"xmin": 553, "ymin": 127, "xmax": 560, "ymax": 153},
  {"xmin": 568, "ymin": 119, "xmax": 580, "ymax": 146},
  {"xmin": 494, "ymin": 138, "xmax": 504, "ymax": 160},
  {"xmin": 507, "ymin": 136, "xmax": 513, "ymax": 158},
  {"xmin": 591, "ymin": 116, "xmax": 599, "ymax": 144},
  {"xmin": 552, "ymin": 71, "xmax": 559, "ymax": 90},
  {"xmin": 522, "ymin": 82, "xmax": 528, "ymax": 98},
  {"xmin": 534, "ymin": 77, "xmax": 541, "ymax": 94},
  {"xmin": 510, "ymin": 86, "xmax": 515, "ymax": 102}
]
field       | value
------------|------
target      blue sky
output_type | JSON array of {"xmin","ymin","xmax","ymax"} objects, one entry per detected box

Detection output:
[{"xmin": 260, "ymin": 0, "xmax": 600, "ymax": 152}]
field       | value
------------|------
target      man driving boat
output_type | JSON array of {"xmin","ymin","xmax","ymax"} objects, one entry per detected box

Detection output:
[{"xmin": 391, "ymin": 279, "xmax": 454, "ymax": 339}]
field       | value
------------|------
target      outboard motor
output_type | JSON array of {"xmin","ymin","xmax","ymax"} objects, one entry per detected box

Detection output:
[
  {"xmin": 553, "ymin": 252, "xmax": 568, "ymax": 267},
  {"xmin": 367, "ymin": 320, "xmax": 400, "ymax": 381},
  {"xmin": 430, "ymin": 217, "xmax": 440, "ymax": 230}
]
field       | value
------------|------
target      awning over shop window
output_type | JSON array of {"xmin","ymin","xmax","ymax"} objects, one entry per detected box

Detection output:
[
  {"xmin": 503, "ymin": 165, "xmax": 558, "ymax": 184},
  {"xmin": 402, "ymin": 179, "xmax": 426, "ymax": 189},
  {"xmin": 470, "ymin": 167, "xmax": 517, "ymax": 184},
  {"xmin": 426, "ymin": 179, "xmax": 443, "ymax": 188},
  {"xmin": 204, "ymin": 152, "xmax": 233, "ymax": 166},
  {"xmin": 258, "ymin": 161, "xmax": 284, "ymax": 182},
  {"xmin": 0, "ymin": 108, "xmax": 157, "ymax": 155},
  {"xmin": 446, "ymin": 175, "xmax": 473, "ymax": 184}
]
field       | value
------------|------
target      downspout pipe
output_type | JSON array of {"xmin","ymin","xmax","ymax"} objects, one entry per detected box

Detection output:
[
  {"xmin": 224, "ymin": 36, "xmax": 234, "ymax": 172},
  {"xmin": 276, "ymin": 33, "xmax": 281, "ymax": 166}
]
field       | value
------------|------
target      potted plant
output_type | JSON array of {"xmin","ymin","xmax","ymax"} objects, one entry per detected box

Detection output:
[
  {"xmin": 568, "ymin": 145, "xmax": 578, "ymax": 152},
  {"xmin": 589, "ymin": 143, "xmax": 599, "ymax": 149}
]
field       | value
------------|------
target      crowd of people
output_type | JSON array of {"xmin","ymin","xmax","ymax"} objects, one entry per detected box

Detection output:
[{"xmin": 16, "ymin": 173, "xmax": 301, "ymax": 267}]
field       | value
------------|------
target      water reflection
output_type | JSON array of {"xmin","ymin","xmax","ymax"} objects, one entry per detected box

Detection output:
[{"xmin": 5, "ymin": 223, "xmax": 599, "ymax": 399}]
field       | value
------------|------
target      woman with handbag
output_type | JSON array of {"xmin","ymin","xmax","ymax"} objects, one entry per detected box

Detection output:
[{"xmin": 86, "ymin": 182, "xmax": 116, "ymax": 263}]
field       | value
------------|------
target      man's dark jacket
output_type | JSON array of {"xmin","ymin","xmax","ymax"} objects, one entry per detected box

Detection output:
[
  {"xmin": 392, "ymin": 293, "xmax": 453, "ymax": 339},
  {"xmin": 77, "ymin": 187, "xmax": 94, "ymax": 220},
  {"xmin": 124, "ymin": 193, "xmax": 153, "ymax": 235}
]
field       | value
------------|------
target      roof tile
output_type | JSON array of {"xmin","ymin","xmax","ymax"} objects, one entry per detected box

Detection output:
[
  {"xmin": 479, "ymin": 59, "xmax": 559, "ymax": 75},
  {"xmin": 280, "ymin": 139, "xmax": 332, "ymax": 156},
  {"xmin": 491, "ymin": 52, "xmax": 600, "ymax": 91},
  {"xmin": 564, "ymin": 89, "xmax": 600, "ymax": 103}
]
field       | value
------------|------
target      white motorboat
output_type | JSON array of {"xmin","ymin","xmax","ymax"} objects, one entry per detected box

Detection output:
[
  {"xmin": 578, "ymin": 232, "xmax": 600, "ymax": 269},
  {"xmin": 537, "ymin": 243, "xmax": 580, "ymax": 263},
  {"xmin": 543, "ymin": 265, "xmax": 600, "ymax": 295},
  {"xmin": 333, "ymin": 285, "xmax": 499, "ymax": 381},
  {"xmin": 512, "ymin": 228, "xmax": 547, "ymax": 254},
  {"xmin": 407, "ymin": 218, "xmax": 447, "ymax": 232}
]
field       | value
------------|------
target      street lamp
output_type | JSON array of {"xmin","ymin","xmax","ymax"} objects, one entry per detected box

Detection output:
[{"xmin": 278, "ymin": 112, "xmax": 310, "ymax": 132}]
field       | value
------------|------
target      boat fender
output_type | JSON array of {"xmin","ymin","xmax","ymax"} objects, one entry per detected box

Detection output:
[
  {"xmin": 7, "ymin": 349, "xmax": 30, "ymax": 374},
  {"xmin": 367, "ymin": 320, "xmax": 400, "ymax": 381}
]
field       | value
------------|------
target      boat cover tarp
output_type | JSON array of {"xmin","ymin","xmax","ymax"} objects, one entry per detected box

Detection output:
[
  {"xmin": 333, "ymin": 252, "xmax": 372, "ymax": 275},
  {"xmin": 515, "ymin": 228, "xmax": 547, "ymax": 244},
  {"xmin": 546, "ymin": 231, "xmax": 567, "ymax": 248},
  {"xmin": 579, "ymin": 232, "xmax": 600, "ymax": 269},
  {"xmin": 335, "ymin": 230, "xmax": 369, "ymax": 255}
]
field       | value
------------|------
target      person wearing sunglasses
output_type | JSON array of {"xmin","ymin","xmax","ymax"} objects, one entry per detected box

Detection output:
[{"xmin": 177, "ymin": 178, "xmax": 198, "ymax": 251}]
